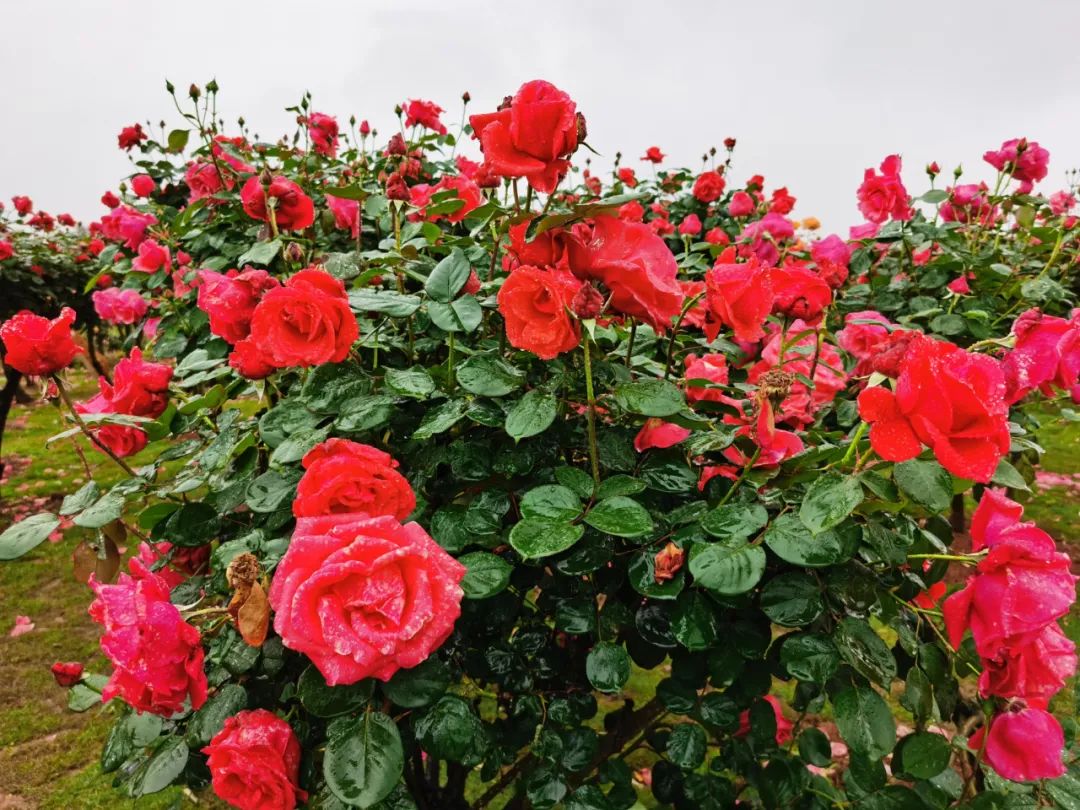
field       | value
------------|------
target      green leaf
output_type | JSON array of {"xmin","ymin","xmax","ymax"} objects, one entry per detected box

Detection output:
[
  {"xmin": 798, "ymin": 728, "xmax": 833, "ymax": 767},
  {"xmin": 384, "ymin": 367, "xmax": 435, "ymax": 399},
  {"xmin": 166, "ymin": 128, "xmax": 190, "ymax": 153},
  {"xmin": 764, "ymin": 513, "xmax": 858, "ymax": 567},
  {"xmin": 595, "ymin": 475, "xmax": 646, "ymax": 499},
  {"xmin": 893, "ymin": 459, "xmax": 953, "ymax": 512},
  {"xmin": 509, "ymin": 520, "xmax": 584, "ymax": 559},
  {"xmin": 325, "ymin": 184, "xmax": 368, "ymax": 201},
  {"xmin": 424, "ymin": 248, "xmax": 471, "ymax": 302},
  {"xmin": 60, "ymin": 481, "xmax": 101, "ymax": 516},
  {"xmin": 72, "ymin": 492, "xmax": 126, "ymax": 529},
  {"xmin": 759, "ymin": 572, "xmax": 824, "ymax": 627},
  {"xmin": 414, "ymin": 696, "xmax": 488, "ymax": 765},
  {"xmin": 671, "ymin": 591, "xmax": 720, "ymax": 651},
  {"xmin": 835, "ymin": 617, "xmax": 897, "ymax": 686},
  {"xmin": 799, "ymin": 473, "xmax": 863, "ymax": 534},
  {"xmin": 833, "ymin": 686, "xmax": 896, "ymax": 760},
  {"xmin": 164, "ymin": 502, "xmax": 220, "ymax": 547},
  {"xmin": 382, "ymin": 658, "xmax": 451, "ymax": 709},
  {"xmin": 700, "ymin": 502, "xmax": 768, "ymax": 541},
  {"xmin": 897, "ymin": 732, "xmax": 951, "ymax": 779},
  {"xmin": 0, "ymin": 513, "xmax": 60, "ymax": 560},
  {"xmin": 505, "ymin": 390, "xmax": 558, "ymax": 441},
  {"xmin": 348, "ymin": 289, "xmax": 422, "ymax": 318},
  {"xmin": 586, "ymin": 642, "xmax": 631, "ymax": 693},
  {"xmin": 456, "ymin": 355, "xmax": 524, "ymax": 397},
  {"xmin": 103, "ymin": 712, "xmax": 163, "ymax": 772},
  {"xmin": 520, "ymin": 485, "xmax": 582, "ymax": 522},
  {"xmin": 667, "ymin": 723, "xmax": 707, "ymax": 770},
  {"xmin": 237, "ymin": 238, "xmax": 282, "ymax": 267},
  {"xmin": 245, "ymin": 470, "xmax": 300, "ymax": 513},
  {"xmin": 459, "ymin": 551, "xmax": 513, "ymax": 599},
  {"xmin": 780, "ymin": 634, "xmax": 841, "ymax": 683},
  {"xmin": 324, "ymin": 712, "xmax": 404, "ymax": 808},
  {"xmin": 297, "ymin": 667, "xmax": 373, "ymax": 718},
  {"xmin": 688, "ymin": 541, "xmax": 766, "ymax": 595},
  {"xmin": 991, "ymin": 459, "xmax": 1029, "ymax": 491},
  {"xmin": 584, "ymin": 496, "xmax": 654, "ymax": 538},
  {"xmin": 127, "ymin": 738, "xmax": 188, "ymax": 797},
  {"xmin": 613, "ymin": 379, "xmax": 685, "ymax": 417},
  {"xmin": 428, "ymin": 296, "xmax": 482, "ymax": 333},
  {"xmin": 412, "ymin": 399, "xmax": 467, "ymax": 440},
  {"xmin": 555, "ymin": 466, "xmax": 595, "ymax": 500},
  {"xmin": 185, "ymin": 684, "xmax": 247, "ymax": 746},
  {"xmin": 336, "ymin": 395, "xmax": 396, "ymax": 433}
]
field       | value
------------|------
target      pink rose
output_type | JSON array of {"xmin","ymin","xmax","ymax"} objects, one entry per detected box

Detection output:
[
  {"xmin": 856, "ymin": 154, "xmax": 912, "ymax": 224},
  {"xmin": 93, "ymin": 288, "xmax": 149, "ymax": 325}
]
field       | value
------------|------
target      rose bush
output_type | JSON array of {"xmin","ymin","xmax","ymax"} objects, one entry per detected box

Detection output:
[{"xmin": 1, "ymin": 79, "xmax": 1079, "ymax": 809}]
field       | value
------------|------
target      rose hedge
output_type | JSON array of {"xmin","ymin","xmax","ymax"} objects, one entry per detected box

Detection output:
[{"xmin": 2, "ymin": 79, "xmax": 1080, "ymax": 809}]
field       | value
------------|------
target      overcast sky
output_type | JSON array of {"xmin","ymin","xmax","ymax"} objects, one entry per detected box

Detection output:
[{"xmin": 4, "ymin": 0, "xmax": 1080, "ymax": 231}]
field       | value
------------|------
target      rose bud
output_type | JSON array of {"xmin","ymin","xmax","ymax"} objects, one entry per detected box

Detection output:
[
  {"xmin": 385, "ymin": 133, "xmax": 407, "ymax": 156},
  {"xmin": 571, "ymin": 283, "xmax": 605, "ymax": 320},
  {"xmin": 654, "ymin": 542, "xmax": 686, "ymax": 583},
  {"xmin": 50, "ymin": 661, "xmax": 84, "ymax": 687},
  {"xmin": 724, "ymin": 137, "xmax": 737, "ymax": 150}
]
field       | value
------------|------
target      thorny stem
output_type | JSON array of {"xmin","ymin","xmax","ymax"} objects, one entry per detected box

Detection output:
[
  {"xmin": 52, "ymin": 375, "xmax": 140, "ymax": 479},
  {"xmin": 583, "ymin": 337, "xmax": 601, "ymax": 487},
  {"xmin": 841, "ymin": 421, "xmax": 868, "ymax": 466}
]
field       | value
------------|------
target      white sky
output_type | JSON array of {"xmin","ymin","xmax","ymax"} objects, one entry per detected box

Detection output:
[{"xmin": 4, "ymin": 0, "xmax": 1080, "ymax": 231}]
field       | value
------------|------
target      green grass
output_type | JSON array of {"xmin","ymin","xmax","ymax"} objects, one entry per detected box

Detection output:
[{"xmin": 0, "ymin": 368, "xmax": 1075, "ymax": 807}]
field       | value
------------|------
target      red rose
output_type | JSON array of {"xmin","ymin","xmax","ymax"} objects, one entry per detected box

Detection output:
[
  {"xmin": 197, "ymin": 268, "xmax": 281, "ymax": 344},
  {"xmin": 294, "ymin": 439, "xmax": 417, "ymax": 520},
  {"xmin": 1001, "ymin": 308, "xmax": 1080, "ymax": 404},
  {"xmin": 89, "ymin": 558, "xmax": 207, "ymax": 715},
  {"xmin": 228, "ymin": 338, "xmax": 275, "ymax": 380},
  {"xmin": 641, "ymin": 146, "xmax": 665, "ymax": 163},
  {"xmin": 204, "ymin": 709, "xmax": 307, "ymax": 810},
  {"xmin": 97, "ymin": 205, "xmax": 157, "ymax": 250},
  {"xmin": 101, "ymin": 190, "xmax": 121, "ymax": 209},
  {"xmin": 836, "ymin": 310, "xmax": 894, "ymax": 374},
  {"xmin": 0, "ymin": 307, "xmax": 82, "ymax": 376},
  {"xmin": 136, "ymin": 541, "xmax": 210, "ymax": 589},
  {"xmin": 748, "ymin": 323, "xmax": 847, "ymax": 428},
  {"xmin": 185, "ymin": 161, "xmax": 231, "ymax": 202},
  {"xmin": 769, "ymin": 265, "xmax": 832, "ymax": 323},
  {"xmin": 117, "ymin": 123, "xmax": 147, "ymax": 150},
  {"xmin": 50, "ymin": 661, "xmax": 84, "ymax": 688},
  {"xmin": 856, "ymin": 154, "xmax": 912, "ymax": 224},
  {"xmin": 269, "ymin": 513, "xmax": 466, "ymax": 685},
  {"xmin": 307, "ymin": 112, "xmax": 339, "ymax": 157},
  {"xmin": 856, "ymin": 336, "xmax": 1010, "ymax": 482},
  {"xmin": 692, "ymin": 170, "xmax": 726, "ymax": 203},
  {"xmin": 470, "ymin": 80, "xmax": 579, "ymax": 193},
  {"xmin": 617, "ymin": 167, "xmax": 637, "ymax": 187},
  {"xmin": 703, "ymin": 254, "xmax": 773, "ymax": 342},
  {"xmin": 497, "ymin": 264, "xmax": 582, "ymax": 360},
  {"xmin": 633, "ymin": 418, "xmax": 691, "ymax": 452},
  {"xmin": 974, "ymin": 708, "xmax": 1065, "ymax": 782},
  {"xmin": 770, "ymin": 186, "xmax": 796, "ymax": 214},
  {"xmin": 412, "ymin": 175, "xmax": 483, "ymax": 224},
  {"xmin": 93, "ymin": 288, "xmax": 149, "ymax": 325},
  {"xmin": 240, "ymin": 268, "xmax": 358, "ymax": 370},
  {"xmin": 0, "ymin": 240, "xmax": 13, "ymax": 261},
  {"xmin": 983, "ymin": 138, "xmax": 1050, "ymax": 194},
  {"xmin": 131, "ymin": 239, "xmax": 171, "ymax": 274},
  {"xmin": 130, "ymin": 174, "xmax": 156, "ymax": 198},
  {"xmin": 683, "ymin": 353, "xmax": 730, "ymax": 404},
  {"xmin": 567, "ymin": 216, "xmax": 683, "ymax": 330},
  {"xmin": 504, "ymin": 221, "xmax": 570, "ymax": 272},
  {"xmin": 326, "ymin": 195, "xmax": 360, "ymax": 239},
  {"xmin": 979, "ymin": 623, "xmax": 1076, "ymax": 704},
  {"xmin": 240, "ymin": 176, "xmax": 315, "ymax": 232},
  {"xmin": 101, "ymin": 348, "xmax": 173, "ymax": 417},
  {"xmin": 678, "ymin": 214, "xmax": 702, "ymax": 236},
  {"xmin": 404, "ymin": 99, "xmax": 448, "ymax": 134},
  {"xmin": 869, "ymin": 329, "xmax": 916, "ymax": 378},
  {"xmin": 12, "ymin": 195, "xmax": 32, "ymax": 216},
  {"xmin": 727, "ymin": 191, "xmax": 755, "ymax": 217}
]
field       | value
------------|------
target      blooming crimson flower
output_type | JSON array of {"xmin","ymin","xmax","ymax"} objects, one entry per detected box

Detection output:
[
  {"xmin": 131, "ymin": 239, "xmax": 171, "ymax": 274},
  {"xmin": 641, "ymin": 146, "xmax": 665, "ymax": 163},
  {"xmin": 185, "ymin": 161, "xmax": 231, "ymax": 202},
  {"xmin": 1000, "ymin": 308, "xmax": 1080, "ymax": 404},
  {"xmin": 727, "ymin": 191, "xmax": 755, "ymax": 217},
  {"xmin": 497, "ymin": 264, "xmax": 582, "ymax": 360},
  {"xmin": 739, "ymin": 212, "xmax": 794, "ymax": 265},
  {"xmin": 810, "ymin": 234, "xmax": 851, "ymax": 268},
  {"xmin": 504, "ymin": 222, "xmax": 570, "ymax": 273},
  {"xmin": 99, "ymin": 348, "xmax": 173, "ymax": 417},
  {"xmin": 307, "ymin": 112, "xmax": 339, "ymax": 157},
  {"xmin": 97, "ymin": 205, "xmax": 157, "ymax": 250},
  {"xmin": 240, "ymin": 176, "xmax": 315, "ymax": 232},
  {"xmin": 979, "ymin": 623, "xmax": 1076, "ymax": 704},
  {"xmin": 940, "ymin": 183, "xmax": 997, "ymax": 225},
  {"xmin": 404, "ymin": 99, "xmax": 448, "ymax": 134},
  {"xmin": 983, "ymin": 138, "xmax": 1050, "ymax": 194},
  {"xmin": 836, "ymin": 310, "xmax": 894, "ymax": 375},
  {"xmin": 203, "ymin": 709, "xmax": 307, "ymax": 810},
  {"xmin": 566, "ymin": 216, "xmax": 683, "ymax": 330},
  {"xmin": 231, "ymin": 269, "xmax": 356, "ymax": 371},
  {"xmin": 769, "ymin": 186, "xmax": 796, "ymax": 215},
  {"xmin": 470, "ymin": 80, "xmax": 579, "ymax": 193},
  {"xmin": 93, "ymin": 288, "xmax": 149, "ymax": 325},
  {"xmin": 703, "ymin": 253, "xmax": 773, "ymax": 342},
  {"xmin": 12, "ymin": 195, "xmax": 33, "ymax": 216},
  {"xmin": 856, "ymin": 336, "xmax": 1010, "ymax": 482},
  {"xmin": 50, "ymin": 661, "xmax": 84, "ymax": 688},
  {"xmin": 0, "ymin": 240, "xmax": 13, "ymax": 261},
  {"xmin": 769, "ymin": 265, "xmax": 832, "ymax": 324},
  {"xmin": 678, "ymin": 213, "xmax": 702, "ymax": 236},
  {"xmin": 268, "ymin": 513, "xmax": 466, "ymax": 685},
  {"xmin": 692, "ymin": 170, "xmax": 726, "ymax": 203},
  {"xmin": 633, "ymin": 418, "xmax": 691, "ymax": 452},
  {"xmin": 196, "ymin": 268, "xmax": 281, "ymax": 344},
  {"xmin": 228, "ymin": 338, "xmax": 275, "ymax": 380},
  {"xmin": 293, "ymin": 439, "xmax": 416, "ymax": 520},
  {"xmin": 856, "ymin": 154, "xmax": 912, "ymax": 224},
  {"xmin": 130, "ymin": 174, "xmax": 156, "ymax": 198},
  {"xmin": 0, "ymin": 308, "xmax": 82, "ymax": 376},
  {"xmin": 100, "ymin": 190, "xmax": 120, "ymax": 209},
  {"xmin": 409, "ymin": 174, "xmax": 483, "ymax": 224},
  {"xmin": 617, "ymin": 167, "xmax": 637, "ymax": 187},
  {"xmin": 683, "ymin": 353, "xmax": 730, "ymax": 404},
  {"xmin": 117, "ymin": 123, "xmax": 147, "ymax": 150},
  {"xmin": 89, "ymin": 558, "xmax": 207, "ymax": 715},
  {"xmin": 971, "ymin": 708, "xmax": 1066, "ymax": 782},
  {"xmin": 1049, "ymin": 190, "xmax": 1076, "ymax": 215}
]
